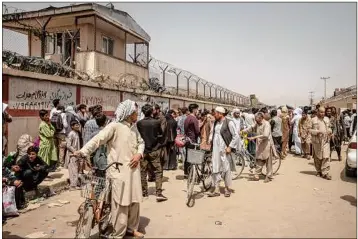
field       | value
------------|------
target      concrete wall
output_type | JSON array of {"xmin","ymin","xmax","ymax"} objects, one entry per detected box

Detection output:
[
  {"xmin": 75, "ymin": 51, "xmax": 149, "ymax": 80},
  {"xmin": 3, "ymin": 68, "xmax": 244, "ymax": 152},
  {"xmin": 322, "ymin": 96, "xmax": 357, "ymax": 109}
]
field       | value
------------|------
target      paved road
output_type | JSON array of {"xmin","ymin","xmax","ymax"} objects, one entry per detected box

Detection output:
[{"xmin": 3, "ymin": 152, "xmax": 356, "ymax": 238}]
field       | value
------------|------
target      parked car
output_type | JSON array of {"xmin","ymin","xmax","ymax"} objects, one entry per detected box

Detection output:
[{"xmin": 345, "ymin": 130, "xmax": 357, "ymax": 177}]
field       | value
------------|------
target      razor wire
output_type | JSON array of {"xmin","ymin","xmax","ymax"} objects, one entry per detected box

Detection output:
[{"xmin": 2, "ymin": 3, "xmax": 251, "ymax": 106}]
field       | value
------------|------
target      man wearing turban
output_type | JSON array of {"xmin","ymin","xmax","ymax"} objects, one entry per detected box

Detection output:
[{"xmin": 75, "ymin": 100, "xmax": 145, "ymax": 238}]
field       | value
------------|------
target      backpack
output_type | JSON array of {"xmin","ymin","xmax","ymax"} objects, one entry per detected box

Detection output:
[
  {"xmin": 93, "ymin": 145, "xmax": 107, "ymax": 171},
  {"xmin": 51, "ymin": 112, "xmax": 64, "ymax": 132}
]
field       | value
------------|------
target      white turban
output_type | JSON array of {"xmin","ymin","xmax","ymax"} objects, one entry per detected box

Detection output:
[
  {"xmin": 115, "ymin": 100, "xmax": 137, "ymax": 122},
  {"xmin": 277, "ymin": 109, "xmax": 282, "ymax": 117},
  {"xmin": 215, "ymin": 106, "xmax": 225, "ymax": 114},
  {"xmin": 231, "ymin": 108, "xmax": 240, "ymax": 117},
  {"xmin": 232, "ymin": 108, "xmax": 240, "ymax": 114}
]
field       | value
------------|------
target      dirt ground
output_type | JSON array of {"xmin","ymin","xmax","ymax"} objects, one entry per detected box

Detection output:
[{"xmin": 3, "ymin": 152, "xmax": 356, "ymax": 238}]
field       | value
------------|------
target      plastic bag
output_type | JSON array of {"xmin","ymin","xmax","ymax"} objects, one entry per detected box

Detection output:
[{"xmin": 3, "ymin": 186, "xmax": 19, "ymax": 217}]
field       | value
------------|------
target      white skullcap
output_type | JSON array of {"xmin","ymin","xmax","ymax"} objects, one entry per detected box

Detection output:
[
  {"xmin": 215, "ymin": 106, "xmax": 225, "ymax": 114},
  {"xmin": 232, "ymin": 108, "xmax": 240, "ymax": 113}
]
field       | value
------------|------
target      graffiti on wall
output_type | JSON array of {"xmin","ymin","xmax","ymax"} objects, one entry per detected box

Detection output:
[
  {"xmin": 80, "ymin": 87, "xmax": 121, "ymax": 112},
  {"xmin": 9, "ymin": 77, "xmax": 76, "ymax": 110}
]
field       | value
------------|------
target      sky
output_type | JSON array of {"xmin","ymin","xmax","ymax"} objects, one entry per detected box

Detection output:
[{"xmin": 2, "ymin": 1, "xmax": 357, "ymax": 106}]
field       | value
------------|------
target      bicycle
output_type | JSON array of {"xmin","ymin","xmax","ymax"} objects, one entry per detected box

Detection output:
[
  {"xmin": 185, "ymin": 138, "xmax": 213, "ymax": 208},
  {"xmin": 75, "ymin": 160, "xmax": 123, "ymax": 239},
  {"xmin": 234, "ymin": 134, "xmax": 281, "ymax": 177}
]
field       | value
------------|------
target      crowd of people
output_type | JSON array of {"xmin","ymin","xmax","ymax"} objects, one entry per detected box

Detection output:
[{"xmin": 2, "ymin": 98, "xmax": 357, "ymax": 237}]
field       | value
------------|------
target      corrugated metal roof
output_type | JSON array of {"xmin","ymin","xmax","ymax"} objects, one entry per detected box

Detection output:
[{"xmin": 92, "ymin": 4, "xmax": 151, "ymax": 42}]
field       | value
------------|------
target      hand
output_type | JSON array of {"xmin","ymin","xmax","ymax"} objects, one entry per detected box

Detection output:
[
  {"xmin": 12, "ymin": 165, "xmax": 20, "ymax": 172},
  {"xmin": 13, "ymin": 180, "xmax": 22, "ymax": 188},
  {"xmin": 129, "ymin": 153, "xmax": 142, "ymax": 168},
  {"xmin": 247, "ymin": 137, "xmax": 255, "ymax": 141},
  {"xmin": 73, "ymin": 151, "xmax": 84, "ymax": 157},
  {"xmin": 225, "ymin": 147, "xmax": 232, "ymax": 154}
]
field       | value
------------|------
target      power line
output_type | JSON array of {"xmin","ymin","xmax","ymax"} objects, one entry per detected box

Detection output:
[
  {"xmin": 320, "ymin": 76, "xmax": 330, "ymax": 99},
  {"xmin": 309, "ymin": 91, "xmax": 314, "ymax": 106}
]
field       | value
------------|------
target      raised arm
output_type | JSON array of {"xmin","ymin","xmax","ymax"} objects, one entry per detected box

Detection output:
[{"xmin": 80, "ymin": 123, "xmax": 115, "ymax": 157}]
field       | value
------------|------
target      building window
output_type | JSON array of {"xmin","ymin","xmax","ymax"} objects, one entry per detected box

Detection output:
[
  {"xmin": 102, "ymin": 36, "xmax": 114, "ymax": 55},
  {"xmin": 45, "ymin": 34, "xmax": 55, "ymax": 54}
]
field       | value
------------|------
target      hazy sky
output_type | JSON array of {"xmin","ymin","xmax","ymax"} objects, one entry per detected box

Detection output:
[{"xmin": 2, "ymin": 2, "xmax": 357, "ymax": 106}]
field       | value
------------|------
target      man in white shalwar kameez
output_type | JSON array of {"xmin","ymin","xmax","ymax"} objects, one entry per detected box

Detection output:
[
  {"xmin": 208, "ymin": 107, "xmax": 239, "ymax": 198},
  {"xmin": 74, "ymin": 100, "xmax": 145, "ymax": 239}
]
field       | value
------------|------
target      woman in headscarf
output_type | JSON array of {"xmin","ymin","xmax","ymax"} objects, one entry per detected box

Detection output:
[
  {"xmin": 298, "ymin": 110, "xmax": 312, "ymax": 159},
  {"xmin": 74, "ymin": 100, "xmax": 145, "ymax": 238},
  {"xmin": 163, "ymin": 110, "xmax": 178, "ymax": 170},
  {"xmin": 280, "ymin": 106, "xmax": 290, "ymax": 158},
  {"xmin": 15, "ymin": 134, "xmax": 34, "ymax": 162},
  {"xmin": 291, "ymin": 108, "xmax": 303, "ymax": 156}
]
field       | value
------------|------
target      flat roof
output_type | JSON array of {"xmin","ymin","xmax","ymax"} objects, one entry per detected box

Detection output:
[{"xmin": 2, "ymin": 3, "xmax": 151, "ymax": 42}]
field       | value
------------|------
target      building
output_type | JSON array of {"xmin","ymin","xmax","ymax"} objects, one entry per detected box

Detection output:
[
  {"xmin": 3, "ymin": 3, "xmax": 149, "ymax": 81},
  {"xmin": 319, "ymin": 85, "xmax": 357, "ymax": 109},
  {"xmin": 3, "ymin": 3, "xmax": 261, "ymax": 108}
]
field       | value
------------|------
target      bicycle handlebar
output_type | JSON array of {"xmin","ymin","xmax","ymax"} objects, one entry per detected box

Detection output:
[
  {"xmin": 104, "ymin": 162, "xmax": 123, "ymax": 171},
  {"xmin": 185, "ymin": 137, "xmax": 200, "ymax": 147},
  {"xmin": 70, "ymin": 153, "xmax": 123, "ymax": 171}
]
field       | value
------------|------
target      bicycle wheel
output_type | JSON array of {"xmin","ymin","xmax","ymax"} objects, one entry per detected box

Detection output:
[
  {"xmin": 75, "ymin": 203, "xmax": 94, "ymax": 239},
  {"xmin": 262, "ymin": 154, "xmax": 282, "ymax": 176},
  {"xmin": 231, "ymin": 153, "xmax": 245, "ymax": 180},
  {"xmin": 186, "ymin": 165, "xmax": 197, "ymax": 207},
  {"xmin": 202, "ymin": 155, "xmax": 213, "ymax": 191}
]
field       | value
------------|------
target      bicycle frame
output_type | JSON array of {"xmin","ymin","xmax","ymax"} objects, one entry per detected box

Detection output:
[{"xmin": 79, "ymin": 161, "xmax": 122, "ymax": 225}]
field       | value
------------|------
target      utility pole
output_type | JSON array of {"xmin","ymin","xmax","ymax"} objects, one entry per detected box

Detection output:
[
  {"xmin": 309, "ymin": 91, "xmax": 314, "ymax": 106},
  {"xmin": 320, "ymin": 76, "xmax": 330, "ymax": 99}
]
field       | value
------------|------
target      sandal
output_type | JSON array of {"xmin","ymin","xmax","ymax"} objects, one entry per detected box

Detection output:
[
  {"xmin": 207, "ymin": 192, "xmax": 220, "ymax": 197},
  {"xmin": 224, "ymin": 190, "xmax": 231, "ymax": 197},
  {"xmin": 322, "ymin": 174, "xmax": 332, "ymax": 180},
  {"xmin": 264, "ymin": 178, "xmax": 272, "ymax": 183},
  {"xmin": 126, "ymin": 229, "xmax": 144, "ymax": 238}
]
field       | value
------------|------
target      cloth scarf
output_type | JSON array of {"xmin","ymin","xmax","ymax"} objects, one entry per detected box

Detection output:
[
  {"xmin": 65, "ymin": 106, "xmax": 76, "ymax": 115},
  {"xmin": 115, "ymin": 100, "xmax": 137, "ymax": 122}
]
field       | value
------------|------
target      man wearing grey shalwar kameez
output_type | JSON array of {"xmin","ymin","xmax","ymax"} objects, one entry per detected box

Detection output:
[{"xmin": 208, "ymin": 107, "xmax": 239, "ymax": 198}]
